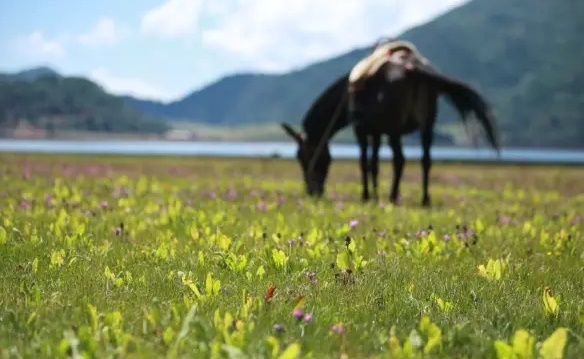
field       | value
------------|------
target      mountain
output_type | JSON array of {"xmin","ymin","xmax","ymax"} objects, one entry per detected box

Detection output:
[
  {"xmin": 126, "ymin": 0, "xmax": 584, "ymax": 148},
  {"xmin": 0, "ymin": 67, "xmax": 169, "ymax": 137},
  {"xmin": 11, "ymin": 66, "xmax": 59, "ymax": 81}
]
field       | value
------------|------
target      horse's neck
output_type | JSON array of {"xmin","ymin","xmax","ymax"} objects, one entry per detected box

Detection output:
[{"xmin": 306, "ymin": 110, "xmax": 348, "ymax": 147}]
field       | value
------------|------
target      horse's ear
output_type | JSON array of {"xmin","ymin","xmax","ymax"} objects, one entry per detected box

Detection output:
[{"xmin": 281, "ymin": 123, "xmax": 304, "ymax": 144}]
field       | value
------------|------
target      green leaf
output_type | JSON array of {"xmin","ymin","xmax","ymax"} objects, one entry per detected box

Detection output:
[
  {"xmin": 163, "ymin": 326, "xmax": 175, "ymax": 346},
  {"xmin": 0, "ymin": 226, "xmax": 6, "ymax": 245},
  {"xmin": 511, "ymin": 329, "xmax": 535, "ymax": 359},
  {"xmin": 494, "ymin": 340, "xmax": 514, "ymax": 359},
  {"xmin": 419, "ymin": 316, "xmax": 442, "ymax": 354},
  {"xmin": 256, "ymin": 265, "xmax": 266, "ymax": 279},
  {"xmin": 278, "ymin": 342, "xmax": 301, "ymax": 359},
  {"xmin": 539, "ymin": 327, "xmax": 567, "ymax": 359},
  {"xmin": 336, "ymin": 251, "xmax": 350, "ymax": 270}
]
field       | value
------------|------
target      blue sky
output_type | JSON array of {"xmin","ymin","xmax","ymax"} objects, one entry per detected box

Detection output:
[{"xmin": 0, "ymin": 0, "xmax": 467, "ymax": 101}]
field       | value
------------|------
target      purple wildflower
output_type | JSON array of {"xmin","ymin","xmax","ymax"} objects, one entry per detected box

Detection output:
[
  {"xmin": 442, "ymin": 234, "xmax": 451, "ymax": 241},
  {"xmin": 292, "ymin": 308, "xmax": 304, "ymax": 320},
  {"xmin": 113, "ymin": 227, "xmax": 122, "ymax": 236},
  {"xmin": 277, "ymin": 196, "xmax": 285, "ymax": 206},
  {"xmin": 303, "ymin": 313, "xmax": 313, "ymax": 322},
  {"xmin": 571, "ymin": 215, "xmax": 582, "ymax": 226},
  {"xmin": 205, "ymin": 190, "xmax": 217, "ymax": 199},
  {"xmin": 255, "ymin": 201, "xmax": 267, "ymax": 212},
  {"xmin": 349, "ymin": 219, "xmax": 359, "ymax": 229},
  {"xmin": 224, "ymin": 188, "xmax": 237, "ymax": 200},
  {"xmin": 20, "ymin": 200, "xmax": 31, "ymax": 210},
  {"xmin": 499, "ymin": 215, "xmax": 511, "ymax": 225},
  {"xmin": 100, "ymin": 201, "xmax": 109, "ymax": 209},
  {"xmin": 330, "ymin": 323, "xmax": 345, "ymax": 334}
]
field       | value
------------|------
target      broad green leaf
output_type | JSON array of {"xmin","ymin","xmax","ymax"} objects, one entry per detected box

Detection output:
[
  {"xmin": 512, "ymin": 329, "xmax": 535, "ymax": 359},
  {"xmin": 539, "ymin": 328, "xmax": 567, "ymax": 359},
  {"xmin": 278, "ymin": 342, "xmax": 301, "ymax": 359},
  {"xmin": 0, "ymin": 226, "xmax": 6, "ymax": 245},
  {"xmin": 336, "ymin": 251, "xmax": 350, "ymax": 270}
]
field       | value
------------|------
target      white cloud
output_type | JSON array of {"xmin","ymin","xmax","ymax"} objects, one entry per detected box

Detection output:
[
  {"xmin": 141, "ymin": 0, "xmax": 203, "ymax": 37},
  {"xmin": 15, "ymin": 31, "xmax": 65, "ymax": 60},
  {"xmin": 78, "ymin": 18, "xmax": 128, "ymax": 47},
  {"xmin": 201, "ymin": 0, "xmax": 469, "ymax": 71},
  {"xmin": 88, "ymin": 68, "xmax": 175, "ymax": 101}
]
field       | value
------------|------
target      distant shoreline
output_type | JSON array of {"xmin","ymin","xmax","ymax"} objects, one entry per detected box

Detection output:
[
  {"xmin": 1, "ymin": 138, "xmax": 583, "ymax": 166},
  {"xmin": 1, "ymin": 135, "xmax": 583, "ymax": 151}
]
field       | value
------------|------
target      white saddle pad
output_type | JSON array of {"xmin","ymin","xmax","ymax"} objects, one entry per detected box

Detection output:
[{"xmin": 348, "ymin": 40, "xmax": 429, "ymax": 86}]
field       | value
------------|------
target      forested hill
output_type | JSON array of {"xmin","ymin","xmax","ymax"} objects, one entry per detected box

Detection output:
[
  {"xmin": 126, "ymin": 0, "xmax": 584, "ymax": 148},
  {"xmin": 0, "ymin": 69, "xmax": 169, "ymax": 136}
]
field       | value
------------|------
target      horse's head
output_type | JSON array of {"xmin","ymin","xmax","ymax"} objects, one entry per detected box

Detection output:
[{"xmin": 281, "ymin": 122, "xmax": 331, "ymax": 197}]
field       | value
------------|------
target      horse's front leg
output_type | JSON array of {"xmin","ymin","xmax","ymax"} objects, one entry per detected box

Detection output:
[
  {"xmin": 354, "ymin": 125, "xmax": 370, "ymax": 202},
  {"xmin": 370, "ymin": 133, "xmax": 381, "ymax": 201},
  {"xmin": 389, "ymin": 135, "xmax": 405, "ymax": 204},
  {"xmin": 421, "ymin": 128, "xmax": 433, "ymax": 207}
]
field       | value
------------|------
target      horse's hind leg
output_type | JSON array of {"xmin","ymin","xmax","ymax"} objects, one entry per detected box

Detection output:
[
  {"xmin": 389, "ymin": 135, "xmax": 405, "ymax": 204},
  {"xmin": 370, "ymin": 133, "xmax": 381, "ymax": 201},
  {"xmin": 354, "ymin": 125, "xmax": 370, "ymax": 202}
]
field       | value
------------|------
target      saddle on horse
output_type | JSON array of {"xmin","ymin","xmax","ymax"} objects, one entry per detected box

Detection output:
[{"xmin": 348, "ymin": 38, "xmax": 429, "ymax": 92}]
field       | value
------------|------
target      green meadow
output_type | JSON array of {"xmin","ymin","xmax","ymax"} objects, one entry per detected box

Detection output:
[{"xmin": 1, "ymin": 153, "xmax": 583, "ymax": 358}]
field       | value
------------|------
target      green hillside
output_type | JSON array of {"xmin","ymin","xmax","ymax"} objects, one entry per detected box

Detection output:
[
  {"xmin": 0, "ymin": 69, "xmax": 169, "ymax": 137},
  {"xmin": 126, "ymin": 0, "xmax": 584, "ymax": 148}
]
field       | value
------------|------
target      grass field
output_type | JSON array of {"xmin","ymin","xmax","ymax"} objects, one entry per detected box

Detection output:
[{"xmin": 1, "ymin": 153, "xmax": 583, "ymax": 358}]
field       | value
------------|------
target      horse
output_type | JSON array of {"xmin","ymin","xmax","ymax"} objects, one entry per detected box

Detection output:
[
  {"xmin": 347, "ymin": 49, "xmax": 500, "ymax": 206},
  {"xmin": 281, "ymin": 51, "xmax": 500, "ymax": 206}
]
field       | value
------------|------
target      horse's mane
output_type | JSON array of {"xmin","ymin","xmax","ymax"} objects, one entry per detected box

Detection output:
[{"xmin": 301, "ymin": 73, "xmax": 350, "ymax": 144}]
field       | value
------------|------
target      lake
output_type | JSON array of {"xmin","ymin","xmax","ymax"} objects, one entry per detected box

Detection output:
[{"xmin": 0, "ymin": 139, "xmax": 583, "ymax": 164}]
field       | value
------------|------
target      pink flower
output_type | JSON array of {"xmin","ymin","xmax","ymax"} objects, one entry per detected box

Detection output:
[
  {"xmin": 303, "ymin": 313, "xmax": 312, "ymax": 322},
  {"xmin": 349, "ymin": 220, "xmax": 359, "ymax": 228},
  {"xmin": 20, "ymin": 200, "xmax": 31, "ymax": 210},
  {"xmin": 499, "ymin": 215, "xmax": 511, "ymax": 225},
  {"xmin": 255, "ymin": 201, "xmax": 267, "ymax": 212},
  {"xmin": 330, "ymin": 323, "xmax": 345, "ymax": 334},
  {"xmin": 292, "ymin": 308, "xmax": 304, "ymax": 320},
  {"xmin": 223, "ymin": 188, "xmax": 237, "ymax": 200}
]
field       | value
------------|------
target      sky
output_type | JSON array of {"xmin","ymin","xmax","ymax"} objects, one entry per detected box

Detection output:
[{"xmin": 0, "ymin": 0, "xmax": 468, "ymax": 102}]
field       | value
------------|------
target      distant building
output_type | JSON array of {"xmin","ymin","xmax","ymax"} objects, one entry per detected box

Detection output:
[
  {"xmin": 164, "ymin": 129, "xmax": 196, "ymax": 141},
  {"xmin": 11, "ymin": 123, "xmax": 47, "ymax": 138}
]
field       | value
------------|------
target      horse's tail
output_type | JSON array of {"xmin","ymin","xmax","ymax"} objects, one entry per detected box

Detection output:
[{"xmin": 414, "ymin": 66, "xmax": 501, "ymax": 155}]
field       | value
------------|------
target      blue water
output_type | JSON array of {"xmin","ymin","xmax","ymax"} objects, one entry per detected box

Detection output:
[{"xmin": 0, "ymin": 139, "xmax": 583, "ymax": 164}]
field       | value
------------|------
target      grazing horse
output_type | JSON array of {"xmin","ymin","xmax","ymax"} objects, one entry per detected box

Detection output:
[
  {"xmin": 281, "ymin": 43, "xmax": 500, "ymax": 205},
  {"xmin": 347, "ymin": 45, "xmax": 501, "ymax": 206}
]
